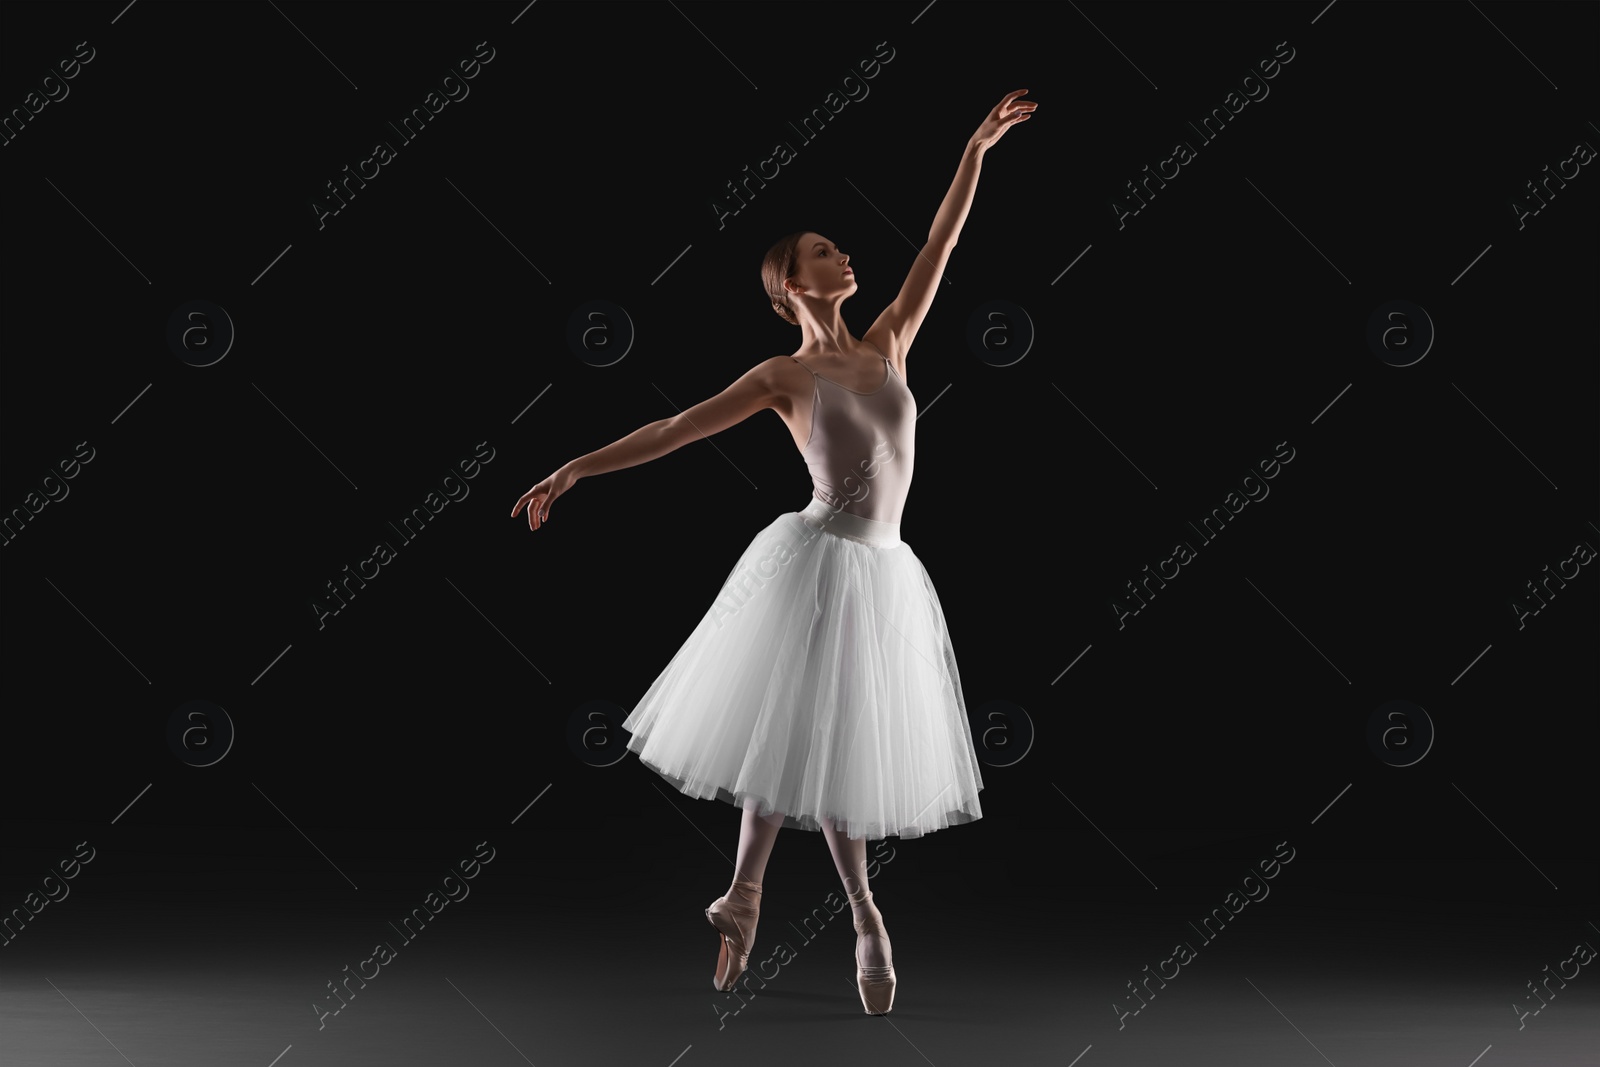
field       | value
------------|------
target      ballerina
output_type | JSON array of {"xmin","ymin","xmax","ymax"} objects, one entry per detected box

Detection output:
[{"xmin": 512, "ymin": 88, "xmax": 1036, "ymax": 1014}]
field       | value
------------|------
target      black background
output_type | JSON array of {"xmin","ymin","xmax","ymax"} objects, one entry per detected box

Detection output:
[{"xmin": 3, "ymin": 2, "xmax": 1595, "ymax": 1064}]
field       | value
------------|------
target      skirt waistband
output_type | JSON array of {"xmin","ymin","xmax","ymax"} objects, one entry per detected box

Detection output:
[{"xmin": 797, "ymin": 497, "xmax": 902, "ymax": 547}]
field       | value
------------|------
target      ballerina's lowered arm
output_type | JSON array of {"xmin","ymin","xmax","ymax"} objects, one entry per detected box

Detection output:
[{"xmin": 511, "ymin": 359, "xmax": 792, "ymax": 532}]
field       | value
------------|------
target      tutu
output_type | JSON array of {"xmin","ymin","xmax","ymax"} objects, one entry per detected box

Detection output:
[{"xmin": 622, "ymin": 496, "xmax": 984, "ymax": 840}]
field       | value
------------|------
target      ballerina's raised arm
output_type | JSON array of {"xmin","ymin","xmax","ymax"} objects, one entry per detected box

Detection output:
[{"xmin": 861, "ymin": 88, "xmax": 1036, "ymax": 371}]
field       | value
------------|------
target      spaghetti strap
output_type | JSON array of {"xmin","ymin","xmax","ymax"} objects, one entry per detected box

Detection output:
[
  {"xmin": 792, "ymin": 346, "xmax": 893, "ymax": 393},
  {"xmin": 862, "ymin": 339, "xmax": 900, "ymax": 380}
]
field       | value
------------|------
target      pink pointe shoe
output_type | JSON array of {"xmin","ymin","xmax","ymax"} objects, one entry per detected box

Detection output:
[
  {"xmin": 851, "ymin": 889, "xmax": 896, "ymax": 1014},
  {"xmin": 705, "ymin": 880, "xmax": 761, "ymax": 992}
]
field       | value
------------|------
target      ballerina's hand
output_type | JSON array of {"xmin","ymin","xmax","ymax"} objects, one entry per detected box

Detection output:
[
  {"xmin": 510, "ymin": 465, "xmax": 576, "ymax": 531},
  {"xmin": 970, "ymin": 89, "xmax": 1037, "ymax": 151}
]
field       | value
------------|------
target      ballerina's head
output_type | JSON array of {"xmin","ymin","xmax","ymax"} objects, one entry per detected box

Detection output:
[{"xmin": 762, "ymin": 231, "xmax": 857, "ymax": 327}]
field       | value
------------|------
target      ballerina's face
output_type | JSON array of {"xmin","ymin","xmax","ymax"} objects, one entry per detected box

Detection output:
[{"xmin": 786, "ymin": 233, "xmax": 857, "ymax": 302}]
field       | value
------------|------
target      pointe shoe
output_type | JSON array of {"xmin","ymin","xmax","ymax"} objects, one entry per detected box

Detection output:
[
  {"xmin": 705, "ymin": 880, "xmax": 761, "ymax": 992},
  {"xmin": 850, "ymin": 890, "xmax": 896, "ymax": 1015}
]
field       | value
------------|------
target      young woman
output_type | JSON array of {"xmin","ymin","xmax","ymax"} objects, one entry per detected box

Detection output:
[{"xmin": 512, "ymin": 89, "xmax": 1036, "ymax": 1014}]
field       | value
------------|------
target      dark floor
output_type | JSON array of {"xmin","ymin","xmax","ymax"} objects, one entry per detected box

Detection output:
[{"xmin": 5, "ymin": 859, "xmax": 1596, "ymax": 1067}]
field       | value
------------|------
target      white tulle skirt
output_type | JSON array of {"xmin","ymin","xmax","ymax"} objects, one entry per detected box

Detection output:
[{"xmin": 621, "ymin": 497, "xmax": 984, "ymax": 840}]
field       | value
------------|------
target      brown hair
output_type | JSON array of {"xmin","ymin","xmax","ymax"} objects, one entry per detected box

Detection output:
[{"xmin": 761, "ymin": 231, "xmax": 808, "ymax": 326}]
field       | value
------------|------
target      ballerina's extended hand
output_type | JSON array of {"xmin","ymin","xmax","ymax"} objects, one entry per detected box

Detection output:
[
  {"xmin": 510, "ymin": 464, "xmax": 577, "ymax": 531},
  {"xmin": 969, "ymin": 88, "xmax": 1037, "ymax": 152}
]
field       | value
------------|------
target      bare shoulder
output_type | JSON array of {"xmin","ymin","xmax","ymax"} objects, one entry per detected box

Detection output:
[
  {"xmin": 862, "ymin": 325, "xmax": 908, "ymax": 378},
  {"xmin": 759, "ymin": 354, "xmax": 811, "ymax": 381},
  {"xmin": 752, "ymin": 355, "xmax": 813, "ymax": 400},
  {"xmin": 737, "ymin": 355, "xmax": 802, "ymax": 380}
]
